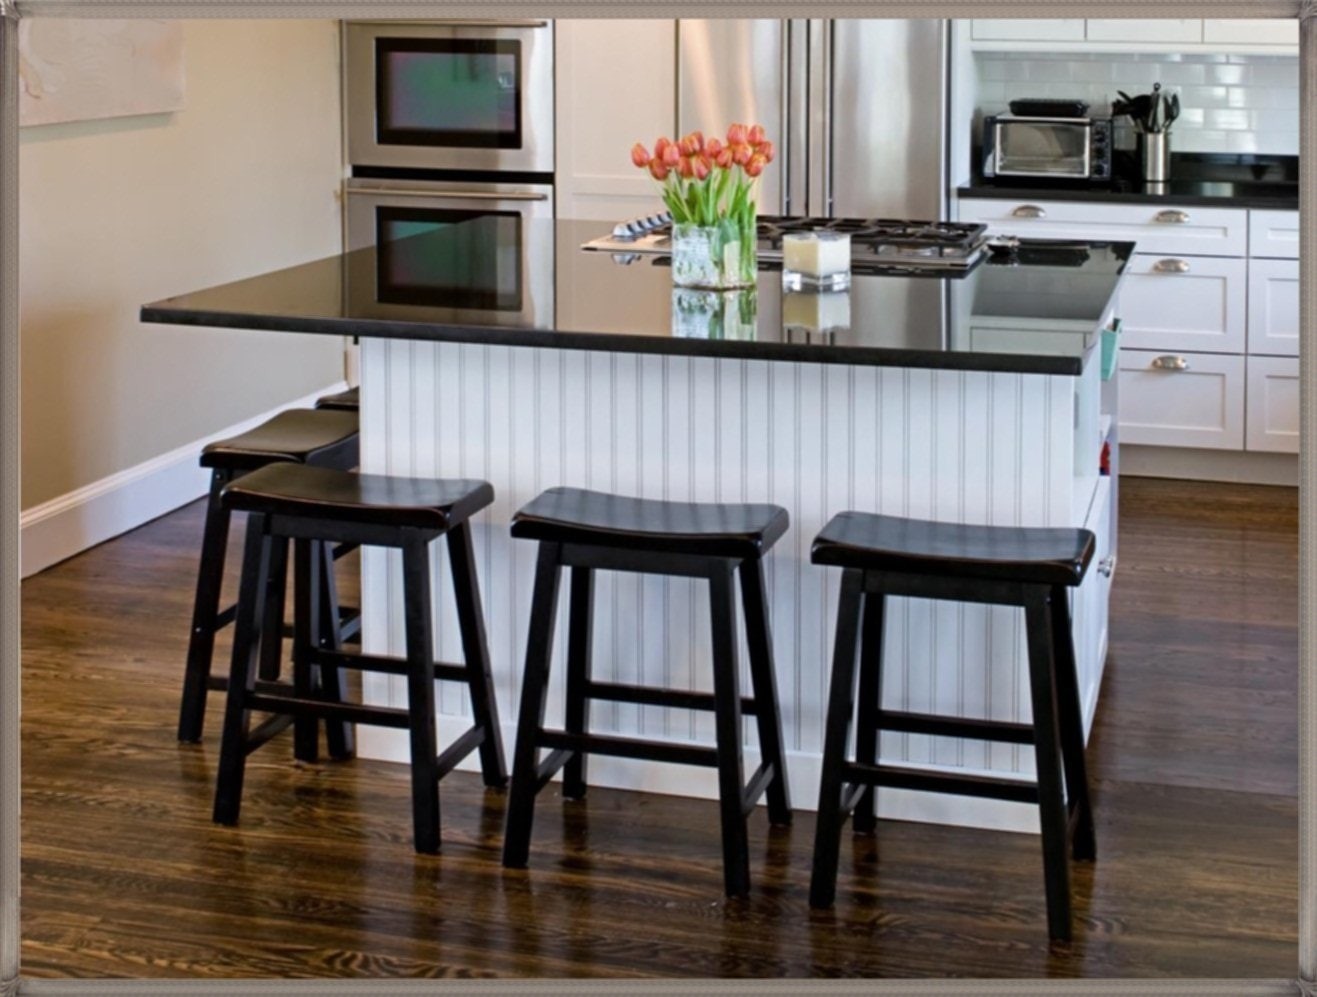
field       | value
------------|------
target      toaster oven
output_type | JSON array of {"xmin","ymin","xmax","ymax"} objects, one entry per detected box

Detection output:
[{"xmin": 982, "ymin": 115, "xmax": 1113, "ymax": 181}]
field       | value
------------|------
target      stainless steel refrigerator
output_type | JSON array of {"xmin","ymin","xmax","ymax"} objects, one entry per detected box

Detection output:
[{"xmin": 678, "ymin": 19, "xmax": 948, "ymax": 220}]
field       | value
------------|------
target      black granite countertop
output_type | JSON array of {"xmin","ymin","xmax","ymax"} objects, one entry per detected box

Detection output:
[
  {"xmin": 142, "ymin": 219, "xmax": 1132, "ymax": 377},
  {"xmin": 959, "ymin": 153, "xmax": 1298, "ymax": 210}
]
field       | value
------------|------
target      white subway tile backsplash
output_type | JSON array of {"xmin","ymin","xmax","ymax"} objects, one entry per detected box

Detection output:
[{"xmin": 974, "ymin": 50, "xmax": 1298, "ymax": 154}]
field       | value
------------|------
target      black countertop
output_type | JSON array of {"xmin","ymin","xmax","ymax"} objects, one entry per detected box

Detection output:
[
  {"xmin": 959, "ymin": 152, "xmax": 1298, "ymax": 210},
  {"xmin": 142, "ymin": 219, "xmax": 1132, "ymax": 377}
]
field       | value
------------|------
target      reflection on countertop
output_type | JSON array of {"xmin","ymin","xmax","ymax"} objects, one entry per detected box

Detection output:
[{"xmin": 142, "ymin": 218, "xmax": 1133, "ymax": 377}]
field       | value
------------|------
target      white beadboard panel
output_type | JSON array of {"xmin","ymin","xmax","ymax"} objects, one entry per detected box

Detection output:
[{"xmin": 360, "ymin": 341, "xmax": 1103, "ymax": 827}]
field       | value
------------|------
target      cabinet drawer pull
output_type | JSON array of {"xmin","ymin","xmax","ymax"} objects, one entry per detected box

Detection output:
[
  {"xmin": 1154, "ymin": 209, "xmax": 1190, "ymax": 224},
  {"xmin": 1097, "ymin": 556, "xmax": 1116, "ymax": 578},
  {"xmin": 1152, "ymin": 258, "xmax": 1191, "ymax": 273},
  {"xmin": 1151, "ymin": 355, "xmax": 1191, "ymax": 371},
  {"xmin": 1011, "ymin": 204, "xmax": 1047, "ymax": 219}
]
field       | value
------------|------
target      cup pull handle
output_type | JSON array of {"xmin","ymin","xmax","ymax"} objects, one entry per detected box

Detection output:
[
  {"xmin": 1152, "ymin": 355, "xmax": 1191, "ymax": 371},
  {"xmin": 1154, "ymin": 209, "xmax": 1190, "ymax": 224},
  {"xmin": 1011, "ymin": 204, "xmax": 1046, "ymax": 219},
  {"xmin": 1152, "ymin": 258, "xmax": 1191, "ymax": 273}
]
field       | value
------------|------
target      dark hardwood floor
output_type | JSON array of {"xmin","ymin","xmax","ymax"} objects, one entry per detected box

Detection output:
[{"xmin": 19, "ymin": 476, "xmax": 1297, "ymax": 979}]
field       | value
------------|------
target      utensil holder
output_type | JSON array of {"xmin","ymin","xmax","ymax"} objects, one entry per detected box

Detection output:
[{"xmin": 1140, "ymin": 132, "xmax": 1170, "ymax": 183}]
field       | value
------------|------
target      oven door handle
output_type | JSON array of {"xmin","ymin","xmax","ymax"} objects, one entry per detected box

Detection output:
[{"xmin": 346, "ymin": 186, "xmax": 549, "ymax": 202}]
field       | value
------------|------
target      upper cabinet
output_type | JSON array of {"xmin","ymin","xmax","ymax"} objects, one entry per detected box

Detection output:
[
  {"xmin": 555, "ymin": 20, "xmax": 676, "ymax": 221},
  {"xmin": 969, "ymin": 20, "xmax": 1084, "ymax": 42},
  {"xmin": 968, "ymin": 18, "xmax": 1296, "ymax": 53}
]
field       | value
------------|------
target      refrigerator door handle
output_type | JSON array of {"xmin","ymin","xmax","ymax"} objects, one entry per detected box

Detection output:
[
  {"xmin": 779, "ymin": 20, "xmax": 791, "ymax": 216},
  {"xmin": 806, "ymin": 19, "xmax": 832, "ymax": 217},
  {"xmin": 785, "ymin": 20, "xmax": 809, "ymax": 217},
  {"xmin": 819, "ymin": 20, "xmax": 833, "ymax": 217}
]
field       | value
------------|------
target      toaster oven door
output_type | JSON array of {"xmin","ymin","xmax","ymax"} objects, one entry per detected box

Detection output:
[{"xmin": 994, "ymin": 119, "xmax": 1091, "ymax": 178}]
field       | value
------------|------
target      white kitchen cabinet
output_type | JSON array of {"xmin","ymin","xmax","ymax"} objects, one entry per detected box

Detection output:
[
  {"xmin": 957, "ymin": 198, "xmax": 1249, "ymax": 258},
  {"xmin": 1202, "ymin": 19, "xmax": 1298, "ymax": 47},
  {"xmin": 1118, "ymin": 254, "xmax": 1247, "ymax": 355},
  {"xmin": 1085, "ymin": 20, "xmax": 1201, "ymax": 44},
  {"xmin": 1118, "ymin": 349, "xmax": 1245, "ymax": 450},
  {"xmin": 555, "ymin": 20, "xmax": 675, "ymax": 221},
  {"xmin": 966, "ymin": 17, "xmax": 1297, "ymax": 52},
  {"xmin": 1246, "ymin": 356, "xmax": 1300, "ymax": 454},
  {"xmin": 1248, "ymin": 258, "xmax": 1300, "ymax": 357},
  {"xmin": 1250, "ymin": 210, "xmax": 1300, "ymax": 259},
  {"xmin": 970, "ymin": 19, "xmax": 1084, "ymax": 42}
]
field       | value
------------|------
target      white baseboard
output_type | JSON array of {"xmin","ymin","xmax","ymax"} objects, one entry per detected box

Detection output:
[
  {"xmin": 356, "ymin": 719, "xmax": 1042, "ymax": 834},
  {"xmin": 20, "ymin": 381, "xmax": 349, "ymax": 579},
  {"xmin": 1121, "ymin": 445, "xmax": 1298, "ymax": 486}
]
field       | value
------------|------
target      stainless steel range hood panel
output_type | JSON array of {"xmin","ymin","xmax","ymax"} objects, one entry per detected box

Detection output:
[{"xmin": 677, "ymin": 19, "xmax": 786, "ymax": 214}]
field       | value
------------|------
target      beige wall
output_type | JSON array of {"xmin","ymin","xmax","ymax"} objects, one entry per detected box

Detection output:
[{"xmin": 18, "ymin": 19, "xmax": 345, "ymax": 510}]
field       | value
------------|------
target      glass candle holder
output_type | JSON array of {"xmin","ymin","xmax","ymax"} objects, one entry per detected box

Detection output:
[{"xmin": 782, "ymin": 230, "xmax": 851, "ymax": 290}]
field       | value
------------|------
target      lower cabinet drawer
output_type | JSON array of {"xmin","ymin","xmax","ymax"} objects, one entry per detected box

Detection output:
[
  {"xmin": 1119, "ymin": 254, "xmax": 1247, "ymax": 354},
  {"xmin": 1118, "ymin": 349, "xmax": 1244, "ymax": 450},
  {"xmin": 1246, "ymin": 356, "xmax": 1300, "ymax": 454}
]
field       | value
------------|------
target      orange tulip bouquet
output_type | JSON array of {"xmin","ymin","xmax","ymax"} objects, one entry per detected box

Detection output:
[{"xmin": 630, "ymin": 123, "xmax": 774, "ymax": 289}]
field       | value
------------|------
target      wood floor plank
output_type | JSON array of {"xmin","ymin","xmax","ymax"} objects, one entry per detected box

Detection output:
[{"xmin": 18, "ymin": 476, "xmax": 1298, "ymax": 979}]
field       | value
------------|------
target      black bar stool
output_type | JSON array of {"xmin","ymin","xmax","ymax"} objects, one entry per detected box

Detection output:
[
  {"xmin": 315, "ymin": 386, "xmax": 360, "ymax": 412},
  {"xmin": 501, "ymin": 487, "xmax": 793, "ymax": 897},
  {"xmin": 211, "ymin": 463, "xmax": 506, "ymax": 854},
  {"xmin": 807, "ymin": 512, "xmax": 1097, "ymax": 942},
  {"xmin": 178, "ymin": 408, "xmax": 361, "ymax": 743}
]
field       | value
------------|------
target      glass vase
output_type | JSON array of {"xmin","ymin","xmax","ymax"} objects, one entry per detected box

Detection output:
[{"xmin": 670, "ymin": 214, "xmax": 758, "ymax": 290}]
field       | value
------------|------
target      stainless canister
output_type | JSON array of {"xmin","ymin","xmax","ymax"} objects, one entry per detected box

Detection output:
[{"xmin": 1141, "ymin": 132, "xmax": 1170, "ymax": 183}]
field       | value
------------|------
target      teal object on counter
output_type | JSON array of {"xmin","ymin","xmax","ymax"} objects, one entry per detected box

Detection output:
[{"xmin": 1101, "ymin": 319, "xmax": 1122, "ymax": 382}]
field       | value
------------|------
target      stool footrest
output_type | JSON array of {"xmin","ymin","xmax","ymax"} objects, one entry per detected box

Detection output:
[
  {"xmin": 876, "ymin": 710, "xmax": 1035, "ymax": 745},
  {"xmin": 844, "ymin": 761, "xmax": 1041, "ymax": 804},
  {"xmin": 314, "ymin": 648, "xmax": 470, "ymax": 683},
  {"xmin": 214, "ymin": 603, "xmax": 238, "ymax": 631},
  {"xmin": 741, "ymin": 762, "xmax": 776, "ymax": 816},
  {"xmin": 583, "ymin": 680, "xmax": 758, "ymax": 716},
  {"xmin": 539, "ymin": 729, "xmax": 719, "ymax": 768},
  {"xmin": 434, "ymin": 726, "xmax": 487, "ymax": 781},
  {"xmin": 245, "ymin": 692, "xmax": 411, "ymax": 729}
]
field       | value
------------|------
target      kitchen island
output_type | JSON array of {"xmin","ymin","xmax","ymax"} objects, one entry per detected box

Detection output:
[{"xmin": 144, "ymin": 219, "xmax": 1130, "ymax": 832}]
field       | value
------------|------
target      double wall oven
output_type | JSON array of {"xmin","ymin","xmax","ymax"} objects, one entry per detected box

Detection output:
[{"xmin": 343, "ymin": 19, "xmax": 555, "ymax": 325}]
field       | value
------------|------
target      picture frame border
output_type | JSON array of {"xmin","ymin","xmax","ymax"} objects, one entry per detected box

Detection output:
[{"xmin": 0, "ymin": 2, "xmax": 1307, "ymax": 994}]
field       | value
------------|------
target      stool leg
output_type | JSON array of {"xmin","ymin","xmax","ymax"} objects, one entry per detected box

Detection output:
[
  {"xmin": 709, "ymin": 565, "xmax": 750, "ymax": 898},
  {"xmin": 1050, "ymin": 584, "xmax": 1095, "ymax": 862},
  {"xmin": 736, "ymin": 558, "xmax": 792, "ymax": 826},
  {"xmin": 291, "ymin": 539, "xmax": 320, "ymax": 764},
  {"xmin": 809, "ymin": 569, "xmax": 865, "ymax": 910},
  {"xmin": 257, "ymin": 532, "xmax": 289, "ymax": 683},
  {"xmin": 316, "ymin": 540, "xmax": 355, "ymax": 761},
  {"xmin": 401, "ymin": 533, "xmax": 441, "ymax": 854},
  {"xmin": 852, "ymin": 592, "xmax": 886, "ymax": 836},
  {"xmin": 446, "ymin": 522, "xmax": 507, "ymax": 788},
  {"xmin": 178, "ymin": 469, "xmax": 232, "ymax": 743},
  {"xmin": 562, "ymin": 567, "xmax": 594, "ymax": 801},
  {"xmin": 213, "ymin": 514, "xmax": 274, "ymax": 826},
  {"xmin": 1024, "ymin": 587, "xmax": 1072, "ymax": 943},
  {"xmin": 503, "ymin": 542, "xmax": 563, "ymax": 869}
]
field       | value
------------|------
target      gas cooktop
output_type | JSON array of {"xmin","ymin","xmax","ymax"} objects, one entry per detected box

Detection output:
[{"xmin": 582, "ymin": 214, "xmax": 991, "ymax": 271}]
